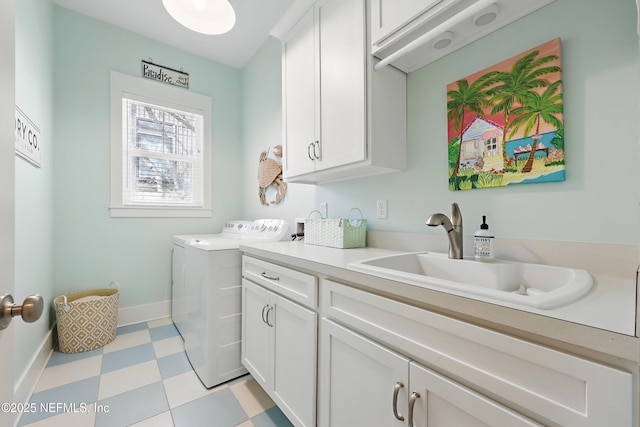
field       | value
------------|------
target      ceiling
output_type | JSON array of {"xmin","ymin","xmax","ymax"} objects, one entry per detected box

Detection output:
[{"xmin": 51, "ymin": 0, "xmax": 312, "ymax": 69}]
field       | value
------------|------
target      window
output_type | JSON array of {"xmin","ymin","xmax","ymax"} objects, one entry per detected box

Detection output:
[
  {"xmin": 110, "ymin": 71, "xmax": 212, "ymax": 217},
  {"xmin": 485, "ymin": 137, "xmax": 497, "ymax": 157}
]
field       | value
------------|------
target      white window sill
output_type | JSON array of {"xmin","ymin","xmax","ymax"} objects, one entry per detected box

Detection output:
[{"xmin": 110, "ymin": 206, "xmax": 213, "ymax": 218}]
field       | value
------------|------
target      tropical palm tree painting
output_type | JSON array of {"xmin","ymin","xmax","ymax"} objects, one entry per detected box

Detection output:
[{"xmin": 447, "ymin": 38, "xmax": 564, "ymax": 191}]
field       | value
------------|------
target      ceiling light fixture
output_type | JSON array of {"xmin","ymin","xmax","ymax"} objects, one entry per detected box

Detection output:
[
  {"xmin": 473, "ymin": 3, "xmax": 500, "ymax": 27},
  {"xmin": 162, "ymin": 0, "xmax": 236, "ymax": 35},
  {"xmin": 433, "ymin": 31, "xmax": 454, "ymax": 50}
]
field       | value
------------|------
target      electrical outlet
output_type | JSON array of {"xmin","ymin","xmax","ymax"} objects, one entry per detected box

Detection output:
[
  {"xmin": 376, "ymin": 199, "xmax": 388, "ymax": 219},
  {"xmin": 320, "ymin": 202, "xmax": 328, "ymax": 218}
]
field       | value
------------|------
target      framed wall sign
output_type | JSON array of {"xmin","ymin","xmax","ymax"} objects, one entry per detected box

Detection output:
[
  {"xmin": 15, "ymin": 106, "xmax": 41, "ymax": 168},
  {"xmin": 141, "ymin": 60, "xmax": 189, "ymax": 89}
]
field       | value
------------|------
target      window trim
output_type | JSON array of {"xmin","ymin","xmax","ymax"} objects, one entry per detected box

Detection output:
[{"xmin": 110, "ymin": 71, "xmax": 212, "ymax": 218}]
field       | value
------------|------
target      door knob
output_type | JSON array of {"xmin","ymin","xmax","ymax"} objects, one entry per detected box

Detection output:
[{"xmin": 0, "ymin": 294, "xmax": 44, "ymax": 330}]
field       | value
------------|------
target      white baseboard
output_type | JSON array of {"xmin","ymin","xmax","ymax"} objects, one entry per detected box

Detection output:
[
  {"xmin": 14, "ymin": 328, "xmax": 53, "ymax": 424},
  {"xmin": 117, "ymin": 299, "xmax": 171, "ymax": 326}
]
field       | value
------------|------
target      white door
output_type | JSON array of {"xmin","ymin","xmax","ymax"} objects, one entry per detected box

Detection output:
[
  {"xmin": 318, "ymin": 319, "xmax": 409, "ymax": 427},
  {"xmin": 0, "ymin": 1, "xmax": 16, "ymax": 425}
]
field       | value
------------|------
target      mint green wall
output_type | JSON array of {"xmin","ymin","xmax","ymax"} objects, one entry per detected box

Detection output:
[
  {"xmin": 311, "ymin": 0, "xmax": 639, "ymax": 245},
  {"xmin": 53, "ymin": 7, "xmax": 244, "ymax": 308},
  {"xmin": 242, "ymin": 0, "xmax": 639, "ymax": 246},
  {"xmin": 241, "ymin": 37, "xmax": 316, "ymax": 226},
  {"xmin": 47, "ymin": 0, "xmax": 640, "ymax": 315},
  {"xmin": 15, "ymin": 0, "xmax": 55, "ymax": 386}
]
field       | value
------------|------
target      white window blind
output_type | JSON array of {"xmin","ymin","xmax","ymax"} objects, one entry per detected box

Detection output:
[
  {"xmin": 110, "ymin": 71, "xmax": 212, "ymax": 218},
  {"xmin": 122, "ymin": 98, "xmax": 203, "ymax": 207}
]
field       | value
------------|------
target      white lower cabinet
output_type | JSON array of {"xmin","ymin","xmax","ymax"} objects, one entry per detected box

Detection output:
[
  {"xmin": 408, "ymin": 361, "xmax": 541, "ymax": 427},
  {"xmin": 241, "ymin": 256, "xmax": 633, "ymax": 427},
  {"xmin": 319, "ymin": 318, "xmax": 541, "ymax": 427},
  {"xmin": 241, "ymin": 280, "xmax": 272, "ymax": 387},
  {"xmin": 318, "ymin": 318, "xmax": 409, "ymax": 426},
  {"xmin": 241, "ymin": 257, "xmax": 318, "ymax": 427},
  {"xmin": 320, "ymin": 279, "xmax": 633, "ymax": 427}
]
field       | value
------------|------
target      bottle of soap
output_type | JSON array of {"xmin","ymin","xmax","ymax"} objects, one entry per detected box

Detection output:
[{"xmin": 474, "ymin": 216, "xmax": 494, "ymax": 262}]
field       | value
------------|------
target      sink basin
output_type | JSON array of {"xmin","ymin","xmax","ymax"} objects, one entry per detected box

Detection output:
[{"xmin": 347, "ymin": 252, "xmax": 593, "ymax": 309}]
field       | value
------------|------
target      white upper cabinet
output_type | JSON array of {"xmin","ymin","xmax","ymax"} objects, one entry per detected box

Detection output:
[
  {"xmin": 316, "ymin": 0, "xmax": 367, "ymax": 172},
  {"xmin": 370, "ymin": 0, "xmax": 444, "ymax": 46},
  {"xmin": 281, "ymin": 9, "xmax": 317, "ymax": 178},
  {"xmin": 372, "ymin": 0, "xmax": 557, "ymax": 73},
  {"xmin": 281, "ymin": 0, "xmax": 407, "ymax": 184}
]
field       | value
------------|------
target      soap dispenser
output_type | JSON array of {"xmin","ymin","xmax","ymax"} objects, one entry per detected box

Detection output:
[{"xmin": 474, "ymin": 216, "xmax": 494, "ymax": 262}]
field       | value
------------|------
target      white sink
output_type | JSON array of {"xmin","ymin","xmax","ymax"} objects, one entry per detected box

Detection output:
[{"xmin": 348, "ymin": 252, "xmax": 593, "ymax": 309}]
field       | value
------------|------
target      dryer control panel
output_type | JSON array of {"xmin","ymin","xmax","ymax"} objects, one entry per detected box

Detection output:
[
  {"xmin": 244, "ymin": 219, "xmax": 289, "ymax": 242},
  {"xmin": 220, "ymin": 220, "xmax": 253, "ymax": 237}
]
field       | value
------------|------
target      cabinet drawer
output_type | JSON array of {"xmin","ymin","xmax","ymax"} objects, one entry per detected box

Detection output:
[
  {"xmin": 243, "ymin": 256, "xmax": 317, "ymax": 308},
  {"xmin": 321, "ymin": 279, "xmax": 632, "ymax": 426}
]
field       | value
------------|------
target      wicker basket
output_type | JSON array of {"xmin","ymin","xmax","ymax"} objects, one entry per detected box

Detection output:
[
  {"xmin": 305, "ymin": 208, "xmax": 366, "ymax": 249},
  {"xmin": 54, "ymin": 288, "xmax": 119, "ymax": 353}
]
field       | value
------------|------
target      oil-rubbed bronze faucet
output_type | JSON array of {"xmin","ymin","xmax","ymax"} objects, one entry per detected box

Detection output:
[{"xmin": 426, "ymin": 202, "xmax": 463, "ymax": 259}]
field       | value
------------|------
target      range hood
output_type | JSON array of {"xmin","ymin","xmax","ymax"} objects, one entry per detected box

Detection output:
[{"xmin": 372, "ymin": 0, "xmax": 556, "ymax": 73}]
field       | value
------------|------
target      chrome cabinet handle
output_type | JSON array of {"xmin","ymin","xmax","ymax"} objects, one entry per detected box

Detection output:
[
  {"xmin": 313, "ymin": 141, "xmax": 321, "ymax": 160},
  {"xmin": 261, "ymin": 304, "xmax": 274, "ymax": 327},
  {"xmin": 307, "ymin": 141, "xmax": 321, "ymax": 161},
  {"xmin": 265, "ymin": 305, "xmax": 274, "ymax": 327},
  {"xmin": 408, "ymin": 391, "xmax": 420, "ymax": 427},
  {"xmin": 261, "ymin": 272, "xmax": 280, "ymax": 281},
  {"xmin": 392, "ymin": 382, "xmax": 405, "ymax": 421}
]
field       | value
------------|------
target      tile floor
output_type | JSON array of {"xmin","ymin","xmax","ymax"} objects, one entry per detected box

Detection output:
[{"xmin": 18, "ymin": 318, "xmax": 294, "ymax": 427}]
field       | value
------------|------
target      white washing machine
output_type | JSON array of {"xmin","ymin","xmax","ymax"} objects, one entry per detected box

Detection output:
[
  {"xmin": 172, "ymin": 221, "xmax": 251, "ymax": 340},
  {"xmin": 172, "ymin": 219, "xmax": 289, "ymax": 388}
]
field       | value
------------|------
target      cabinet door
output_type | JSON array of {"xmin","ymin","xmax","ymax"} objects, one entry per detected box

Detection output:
[
  {"xmin": 318, "ymin": 319, "xmax": 409, "ymax": 427},
  {"xmin": 317, "ymin": 0, "xmax": 366, "ymax": 171},
  {"xmin": 241, "ymin": 279, "xmax": 272, "ymax": 390},
  {"xmin": 370, "ymin": 0, "xmax": 444, "ymax": 46},
  {"xmin": 408, "ymin": 362, "xmax": 543, "ymax": 427},
  {"xmin": 282, "ymin": 8, "xmax": 317, "ymax": 178},
  {"xmin": 272, "ymin": 294, "xmax": 317, "ymax": 427}
]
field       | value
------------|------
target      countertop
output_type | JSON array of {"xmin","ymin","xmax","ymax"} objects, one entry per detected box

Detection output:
[{"xmin": 240, "ymin": 241, "xmax": 639, "ymax": 363}]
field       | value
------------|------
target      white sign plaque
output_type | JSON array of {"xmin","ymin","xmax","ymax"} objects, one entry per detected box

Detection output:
[
  {"xmin": 141, "ymin": 60, "xmax": 189, "ymax": 89},
  {"xmin": 15, "ymin": 106, "xmax": 41, "ymax": 168}
]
